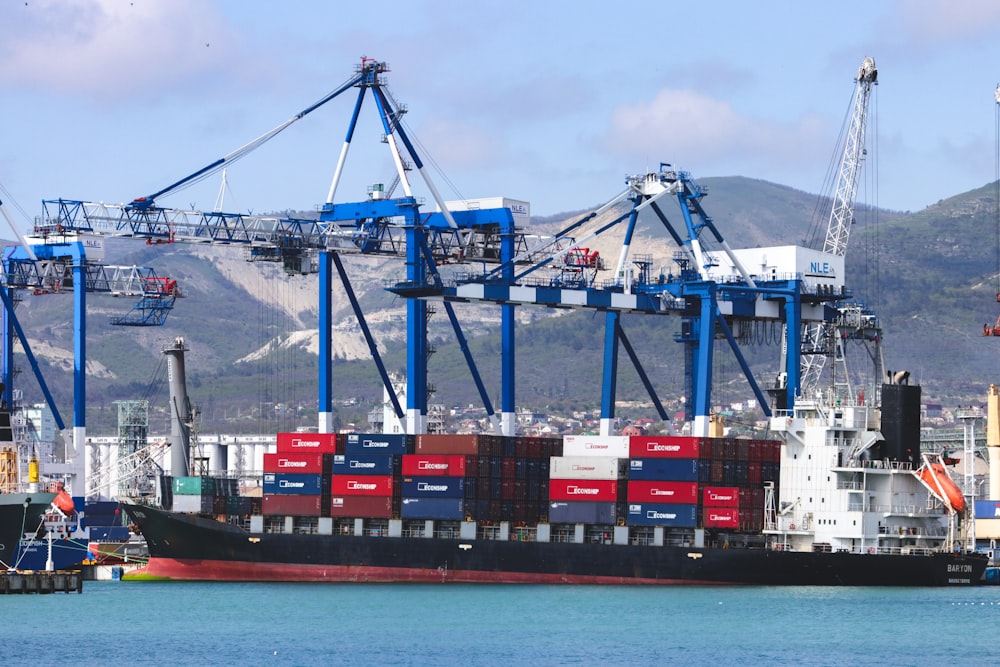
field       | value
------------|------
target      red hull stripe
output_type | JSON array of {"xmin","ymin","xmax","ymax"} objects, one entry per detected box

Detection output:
[{"xmin": 129, "ymin": 557, "xmax": 728, "ymax": 585}]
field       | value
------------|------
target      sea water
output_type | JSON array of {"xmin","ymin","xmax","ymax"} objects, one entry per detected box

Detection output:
[{"xmin": 3, "ymin": 582, "xmax": 1000, "ymax": 666}]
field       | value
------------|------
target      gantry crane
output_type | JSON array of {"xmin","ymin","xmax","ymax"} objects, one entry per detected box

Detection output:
[
  {"xmin": 39, "ymin": 58, "xmax": 571, "ymax": 442},
  {"xmin": 392, "ymin": 164, "xmax": 852, "ymax": 436},
  {"xmin": 799, "ymin": 57, "xmax": 879, "ymax": 400}
]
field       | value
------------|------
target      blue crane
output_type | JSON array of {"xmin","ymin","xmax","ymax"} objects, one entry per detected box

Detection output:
[
  {"xmin": 39, "ymin": 59, "xmax": 568, "ymax": 440},
  {"xmin": 390, "ymin": 164, "xmax": 851, "ymax": 436}
]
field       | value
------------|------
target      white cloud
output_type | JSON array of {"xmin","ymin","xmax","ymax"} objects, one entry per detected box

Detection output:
[
  {"xmin": 890, "ymin": 0, "xmax": 1000, "ymax": 45},
  {"xmin": 0, "ymin": 0, "xmax": 242, "ymax": 99},
  {"xmin": 599, "ymin": 89, "xmax": 826, "ymax": 175}
]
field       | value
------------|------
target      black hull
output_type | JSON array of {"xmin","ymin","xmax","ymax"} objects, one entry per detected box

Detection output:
[
  {"xmin": 123, "ymin": 503, "xmax": 987, "ymax": 586},
  {"xmin": 0, "ymin": 493, "xmax": 56, "ymax": 568}
]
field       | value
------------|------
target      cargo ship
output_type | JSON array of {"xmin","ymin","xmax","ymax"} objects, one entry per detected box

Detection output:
[{"xmin": 122, "ymin": 380, "xmax": 988, "ymax": 586}]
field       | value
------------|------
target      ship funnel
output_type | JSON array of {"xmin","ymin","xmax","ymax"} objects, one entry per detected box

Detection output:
[{"xmin": 163, "ymin": 337, "xmax": 193, "ymax": 476}]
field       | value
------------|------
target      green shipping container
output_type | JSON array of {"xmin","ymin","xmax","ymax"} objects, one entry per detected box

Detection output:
[{"xmin": 172, "ymin": 476, "xmax": 213, "ymax": 496}]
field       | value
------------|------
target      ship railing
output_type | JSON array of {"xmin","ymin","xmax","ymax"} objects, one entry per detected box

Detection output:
[
  {"xmin": 550, "ymin": 527, "xmax": 577, "ymax": 543},
  {"xmin": 511, "ymin": 527, "xmax": 536, "ymax": 542},
  {"xmin": 478, "ymin": 525, "xmax": 501, "ymax": 541},
  {"xmin": 433, "ymin": 524, "xmax": 460, "ymax": 539},
  {"xmin": 838, "ymin": 481, "xmax": 864, "ymax": 490}
]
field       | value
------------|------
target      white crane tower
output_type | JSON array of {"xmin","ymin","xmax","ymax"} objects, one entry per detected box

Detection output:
[{"xmin": 799, "ymin": 57, "xmax": 878, "ymax": 396}]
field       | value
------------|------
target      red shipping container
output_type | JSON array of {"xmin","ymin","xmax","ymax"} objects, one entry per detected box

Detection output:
[
  {"xmin": 415, "ymin": 434, "xmax": 481, "ymax": 455},
  {"xmin": 277, "ymin": 432, "xmax": 338, "ymax": 454},
  {"xmin": 627, "ymin": 481, "xmax": 699, "ymax": 504},
  {"xmin": 262, "ymin": 494, "xmax": 325, "ymax": 517},
  {"xmin": 263, "ymin": 453, "xmax": 331, "ymax": 475},
  {"xmin": 703, "ymin": 486, "xmax": 740, "ymax": 508},
  {"xmin": 330, "ymin": 495, "xmax": 394, "ymax": 518},
  {"xmin": 628, "ymin": 436, "xmax": 701, "ymax": 459},
  {"xmin": 548, "ymin": 478, "xmax": 619, "ymax": 502},
  {"xmin": 703, "ymin": 507, "xmax": 740, "ymax": 528},
  {"xmin": 331, "ymin": 474, "xmax": 394, "ymax": 496},
  {"xmin": 401, "ymin": 454, "xmax": 467, "ymax": 478}
]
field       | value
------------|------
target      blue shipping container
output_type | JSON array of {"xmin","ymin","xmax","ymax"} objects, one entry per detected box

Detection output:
[
  {"xmin": 628, "ymin": 458, "xmax": 699, "ymax": 482},
  {"xmin": 626, "ymin": 503, "xmax": 698, "ymax": 527},
  {"xmin": 548, "ymin": 501, "xmax": 617, "ymax": 524},
  {"xmin": 345, "ymin": 433, "xmax": 411, "ymax": 455},
  {"xmin": 263, "ymin": 473, "xmax": 327, "ymax": 496},
  {"xmin": 974, "ymin": 500, "xmax": 1000, "ymax": 518},
  {"xmin": 333, "ymin": 454, "xmax": 398, "ymax": 476},
  {"xmin": 402, "ymin": 476, "xmax": 465, "ymax": 498},
  {"xmin": 400, "ymin": 497, "xmax": 465, "ymax": 520}
]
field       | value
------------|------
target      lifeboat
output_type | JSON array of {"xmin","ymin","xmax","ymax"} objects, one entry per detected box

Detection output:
[{"xmin": 917, "ymin": 462, "xmax": 966, "ymax": 514}]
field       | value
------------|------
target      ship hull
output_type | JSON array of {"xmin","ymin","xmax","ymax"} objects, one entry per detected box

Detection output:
[
  {"xmin": 0, "ymin": 492, "xmax": 56, "ymax": 568},
  {"xmin": 124, "ymin": 503, "xmax": 987, "ymax": 586}
]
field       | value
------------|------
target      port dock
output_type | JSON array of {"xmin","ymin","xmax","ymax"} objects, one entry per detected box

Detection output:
[{"xmin": 0, "ymin": 570, "xmax": 83, "ymax": 594}]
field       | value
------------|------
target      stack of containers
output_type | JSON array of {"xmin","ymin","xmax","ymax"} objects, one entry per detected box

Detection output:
[
  {"xmin": 171, "ymin": 476, "xmax": 216, "ymax": 513},
  {"xmin": 401, "ymin": 450, "xmax": 467, "ymax": 521},
  {"xmin": 455, "ymin": 436, "xmax": 558, "ymax": 525},
  {"xmin": 330, "ymin": 433, "xmax": 410, "ymax": 518},
  {"xmin": 625, "ymin": 435, "xmax": 781, "ymax": 531},
  {"xmin": 261, "ymin": 433, "xmax": 337, "ymax": 517},
  {"xmin": 702, "ymin": 486, "xmax": 740, "ymax": 529},
  {"xmin": 625, "ymin": 436, "xmax": 700, "ymax": 528},
  {"xmin": 549, "ymin": 435, "xmax": 629, "ymax": 524}
]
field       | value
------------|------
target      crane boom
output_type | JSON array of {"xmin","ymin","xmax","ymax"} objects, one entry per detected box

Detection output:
[
  {"xmin": 823, "ymin": 57, "xmax": 877, "ymax": 257},
  {"xmin": 800, "ymin": 57, "xmax": 877, "ymax": 397}
]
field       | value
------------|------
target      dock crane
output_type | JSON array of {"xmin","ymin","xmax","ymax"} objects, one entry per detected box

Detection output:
[
  {"xmin": 40, "ymin": 58, "xmax": 571, "ymax": 440},
  {"xmin": 799, "ymin": 57, "xmax": 879, "ymax": 400},
  {"xmin": 392, "ymin": 164, "xmax": 852, "ymax": 436}
]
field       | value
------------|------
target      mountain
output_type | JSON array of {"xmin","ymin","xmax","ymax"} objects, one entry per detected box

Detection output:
[{"xmin": 9, "ymin": 177, "xmax": 1000, "ymax": 434}]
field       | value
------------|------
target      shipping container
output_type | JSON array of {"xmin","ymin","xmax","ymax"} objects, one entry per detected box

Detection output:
[
  {"xmin": 214, "ymin": 477, "xmax": 239, "ymax": 497},
  {"xmin": 975, "ymin": 500, "xmax": 1000, "ymax": 518},
  {"xmin": 549, "ymin": 455, "xmax": 627, "ymax": 480},
  {"xmin": 628, "ymin": 458, "xmax": 699, "ymax": 482},
  {"xmin": 401, "ymin": 454, "xmax": 467, "ymax": 477},
  {"xmin": 333, "ymin": 454, "xmax": 399, "ymax": 476},
  {"xmin": 170, "ymin": 494, "xmax": 214, "ymax": 513},
  {"xmin": 344, "ymin": 433, "xmax": 412, "ymax": 455},
  {"xmin": 547, "ymin": 500, "xmax": 617, "ymax": 524},
  {"xmin": 703, "ymin": 506, "xmax": 740, "ymax": 529},
  {"xmin": 548, "ymin": 478, "xmax": 620, "ymax": 502},
  {"xmin": 562, "ymin": 435, "xmax": 630, "ymax": 458},
  {"xmin": 703, "ymin": 486, "xmax": 741, "ymax": 508},
  {"xmin": 330, "ymin": 474, "xmax": 394, "ymax": 496},
  {"xmin": 415, "ymin": 434, "xmax": 506, "ymax": 456},
  {"xmin": 626, "ymin": 503, "xmax": 698, "ymax": 527},
  {"xmin": 400, "ymin": 497, "xmax": 465, "ymax": 520},
  {"xmin": 172, "ymin": 476, "xmax": 214, "ymax": 496},
  {"xmin": 329, "ymin": 495, "xmax": 395, "ymax": 519},
  {"xmin": 277, "ymin": 432, "xmax": 338, "ymax": 454},
  {"xmin": 628, "ymin": 435, "xmax": 701, "ymax": 459},
  {"xmin": 401, "ymin": 476, "xmax": 465, "ymax": 498},
  {"xmin": 263, "ymin": 453, "xmax": 333, "ymax": 475},
  {"xmin": 262, "ymin": 494, "xmax": 325, "ymax": 517},
  {"xmin": 626, "ymin": 480, "xmax": 699, "ymax": 504},
  {"xmin": 262, "ymin": 473, "xmax": 328, "ymax": 496}
]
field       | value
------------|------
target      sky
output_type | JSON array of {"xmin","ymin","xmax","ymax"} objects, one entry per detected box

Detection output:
[{"xmin": 2, "ymin": 0, "xmax": 1000, "ymax": 233}]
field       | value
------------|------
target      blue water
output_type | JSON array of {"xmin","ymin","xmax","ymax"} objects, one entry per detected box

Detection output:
[{"xmin": 4, "ymin": 582, "xmax": 1000, "ymax": 665}]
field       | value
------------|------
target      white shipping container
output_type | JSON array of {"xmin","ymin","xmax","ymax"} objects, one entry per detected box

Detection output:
[
  {"xmin": 171, "ymin": 494, "xmax": 213, "ymax": 513},
  {"xmin": 549, "ymin": 455, "xmax": 627, "ymax": 480},
  {"xmin": 562, "ymin": 435, "xmax": 630, "ymax": 458}
]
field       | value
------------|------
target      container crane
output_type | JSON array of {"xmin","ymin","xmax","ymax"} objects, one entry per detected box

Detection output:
[
  {"xmin": 41, "ymin": 58, "xmax": 569, "ymax": 438},
  {"xmin": 392, "ymin": 164, "xmax": 851, "ymax": 436},
  {"xmin": 799, "ymin": 57, "xmax": 879, "ymax": 400}
]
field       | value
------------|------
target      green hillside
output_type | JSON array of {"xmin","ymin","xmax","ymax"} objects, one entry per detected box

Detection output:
[{"xmin": 10, "ymin": 177, "xmax": 1000, "ymax": 434}]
